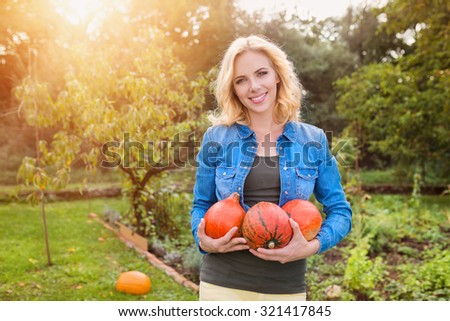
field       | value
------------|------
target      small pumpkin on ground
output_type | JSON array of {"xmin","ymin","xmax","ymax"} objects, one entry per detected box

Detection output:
[
  {"xmin": 116, "ymin": 271, "xmax": 151, "ymax": 295},
  {"xmin": 241, "ymin": 202, "xmax": 292, "ymax": 250},
  {"xmin": 204, "ymin": 192, "xmax": 246, "ymax": 239},
  {"xmin": 282, "ymin": 199, "xmax": 322, "ymax": 241}
]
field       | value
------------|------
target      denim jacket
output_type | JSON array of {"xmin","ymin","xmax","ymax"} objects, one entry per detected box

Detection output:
[{"xmin": 190, "ymin": 121, "xmax": 352, "ymax": 254}]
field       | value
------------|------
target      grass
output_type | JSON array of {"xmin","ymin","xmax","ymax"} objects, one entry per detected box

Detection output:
[
  {"xmin": 358, "ymin": 168, "xmax": 398, "ymax": 185},
  {"xmin": 0, "ymin": 197, "xmax": 198, "ymax": 300},
  {"xmin": 358, "ymin": 168, "xmax": 448, "ymax": 186},
  {"xmin": 0, "ymin": 166, "xmax": 122, "ymax": 202},
  {"xmin": 0, "ymin": 166, "xmax": 196, "ymax": 202}
]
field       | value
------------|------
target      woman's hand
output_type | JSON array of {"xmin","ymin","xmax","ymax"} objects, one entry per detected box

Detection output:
[
  {"xmin": 197, "ymin": 218, "xmax": 249, "ymax": 253},
  {"xmin": 249, "ymin": 218, "xmax": 320, "ymax": 263}
]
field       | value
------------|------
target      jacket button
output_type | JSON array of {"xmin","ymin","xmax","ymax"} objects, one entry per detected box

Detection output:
[
  {"xmin": 284, "ymin": 191, "xmax": 288, "ymax": 195},
  {"xmin": 223, "ymin": 172, "xmax": 226, "ymax": 175}
]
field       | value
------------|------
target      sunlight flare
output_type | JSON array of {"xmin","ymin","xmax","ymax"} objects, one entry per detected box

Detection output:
[{"xmin": 53, "ymin": 0, "xmax": 105, "ymax": 25}]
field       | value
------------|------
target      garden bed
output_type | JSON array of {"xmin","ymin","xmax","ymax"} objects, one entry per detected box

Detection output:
[{"xmin": 361, "ymin": 184, "xmax": 447, "ymax": 195}]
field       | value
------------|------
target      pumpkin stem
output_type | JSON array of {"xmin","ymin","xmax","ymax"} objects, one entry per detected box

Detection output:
[{"xmin": 230, "ymin": 192, "xmax": 240, "ymax": 202}]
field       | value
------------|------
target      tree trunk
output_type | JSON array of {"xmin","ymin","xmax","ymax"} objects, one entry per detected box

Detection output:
[
  {"xmin": 132, "ymin": 186, "xmax": 146, "ymax": 235},
  {"xmin": 40, "ymin": 192, "xmax": 52, "ymax": 266}
]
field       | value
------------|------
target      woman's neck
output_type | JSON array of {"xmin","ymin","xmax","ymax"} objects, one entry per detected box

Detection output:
[
  {"xmin": 249, "ymin": 116, "xmax": 284, "ymax": 156},
  {"xmin": 249, "ymin": 114, "xmax": 281, "ymax": 135}
]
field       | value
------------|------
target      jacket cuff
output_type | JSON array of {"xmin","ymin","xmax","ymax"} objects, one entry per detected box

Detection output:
[{"xmin": 315, "ymin": 232, "xmax": 331, "ymax": 254}]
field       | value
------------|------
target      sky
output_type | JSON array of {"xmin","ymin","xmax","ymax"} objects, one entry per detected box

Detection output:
[
  {"xmin": 55, "ymin": 0, "xmax": 389, "ymax": 26},
  {"xmin": 237, "ymin": 0, "xmax": 388, "ymax": 20}
]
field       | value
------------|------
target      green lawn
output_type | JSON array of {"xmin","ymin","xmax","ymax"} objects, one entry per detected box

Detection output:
[
  {"xmin": 0, "ymin": 197, "xmax": 198, "ymax": 300},
  {"xmin": 358, "ymin": 168, "xmax": 448, "ymax": 186},
  {"xmin": 358, "ymin": 168, "xmax": 398, "ymax": 185}
]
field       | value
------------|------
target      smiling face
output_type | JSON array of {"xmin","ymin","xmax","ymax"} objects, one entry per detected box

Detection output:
[{"xmin": 232, "ymin": 50, "xmax": 280, "ymax": 120}]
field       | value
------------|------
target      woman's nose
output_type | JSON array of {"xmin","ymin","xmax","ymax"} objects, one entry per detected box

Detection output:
[{"xmin": 249, "ymin": 78, "xmax": 261, "ymax": 92}]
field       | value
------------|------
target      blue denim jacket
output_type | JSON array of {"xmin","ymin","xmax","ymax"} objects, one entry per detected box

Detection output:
[{"xmin": 190, "ymin": 121, "xmax": 352, "ymax": 254}]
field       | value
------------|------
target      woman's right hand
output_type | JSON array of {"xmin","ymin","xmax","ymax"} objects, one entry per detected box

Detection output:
[{"xmin": 197, "ymin": 218, "xmax": 249, "ymax": 253}]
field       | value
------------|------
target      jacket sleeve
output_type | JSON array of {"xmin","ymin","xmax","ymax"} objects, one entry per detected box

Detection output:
[
  {"xmin": 190, "ymin": 127, "xmax": 218, "ymax": 253},
  {"xmin": 313, "ymin": 130, "xmax": 352, "ymax": 253}
]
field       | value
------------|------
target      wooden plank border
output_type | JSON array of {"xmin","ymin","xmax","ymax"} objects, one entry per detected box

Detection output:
[{"xmin": 89, "ymin": 213, "xmax": 199, "ymax": 294}]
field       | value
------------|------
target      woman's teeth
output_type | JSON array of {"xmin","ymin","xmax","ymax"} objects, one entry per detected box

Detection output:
[{"xmin": 250, "ymin": 93, "xmax": 267, "ymax": 104}]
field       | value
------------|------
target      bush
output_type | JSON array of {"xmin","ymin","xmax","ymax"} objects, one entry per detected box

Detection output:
[
  {"xmin": 344, "ymin": 236, "xmax": 386, "ymax": 299},
  {"xmin": 182, "ymin": 245, "xmax": 203, "ymax": 284},
  {"xmin": 149, "ymin": 192, "xmax": 193, "ymax": 243},
  {"xmin": 102, "ymin": 206, "xmax": 122, "ymax": 225},
  {"xmin": 396, "ymin": 247, "xmax": 450, "ymax": 300},
  {"xmin": 349, "ymin": 194, "xmax": 447, "ymax": 256}
]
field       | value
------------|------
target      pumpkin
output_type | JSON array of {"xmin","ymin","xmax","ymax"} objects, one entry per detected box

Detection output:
[
  {"xmin": 282, "ymin": 199, "xmax": 322, "ymax": 241},
  {"xmin": 204, "ymin": 192, "xmax": 246, "ymax": 239},
  {"xmin": 241, "ymin": 202, "xmax": 292, "ymax": 250},
  {"xmin": 116, "ymin": 271, "xmax": 151, "ymax": 295}
]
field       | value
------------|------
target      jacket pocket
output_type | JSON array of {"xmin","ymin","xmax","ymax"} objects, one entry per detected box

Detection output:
[
  {"xmin": 215, "ymin": 166, "xmax": 236, "ymax": 197},
  {"xmin": 295, "ymin": 167, "xmax": 318, "ymax": 199}
]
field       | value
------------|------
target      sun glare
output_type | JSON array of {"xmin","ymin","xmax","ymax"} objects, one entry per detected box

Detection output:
[{"xmin": 54, "ymin": 0, "xmax": 106, "ymax": 25}]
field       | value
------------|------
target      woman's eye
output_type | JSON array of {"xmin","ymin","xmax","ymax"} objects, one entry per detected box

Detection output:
[
  {"xmin": 257, "ymin": 71, "xmax": 268, "ymax": 77},
  {"xmin": 235, "ymin": 78, "xmax": 245, "ymax": 85}
]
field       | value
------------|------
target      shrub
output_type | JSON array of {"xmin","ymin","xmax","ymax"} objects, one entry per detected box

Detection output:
[
  {"xmin": 344, "ymin": 236, "xmax": 386, "ymax": 299},
  {"xmin": 396, "ymin": 247, "xmax": 450, "ymax": 300},
  {"xmin": 149, "ymin": 192, "xmax": 193, "ymax": 243},
  {"xmin": 102, "ymin": 206, "xmax": 122, "ymax": 225},
  {"xmin": 182, "ymin": 245, "xmax": 203, "ymax": 283}
]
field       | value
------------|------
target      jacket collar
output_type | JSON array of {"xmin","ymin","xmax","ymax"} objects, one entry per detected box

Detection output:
[
  {"xmin": 236, "ymin": 121, "xmax": 297, "ymax": 142},
  {"xmin": 236, "ymin": 123, "xmax": 255, "ymax": 139},
  {"xmin": 281, "ymin": 121, "xmax": 297, "ymax": 142}
]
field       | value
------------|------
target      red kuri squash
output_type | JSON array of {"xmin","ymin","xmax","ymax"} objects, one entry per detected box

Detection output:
[
  {"xmin": 204, "ymin": 192, "xmax": 246, "ymax": 239},
  {"xmin": 241, "ymin": 202, "xmax": 292, "ymax": 250},
  {"xmin": 116, "ymin": 271, "xmax": 151, "ymax": 295},
  {"xmin": 282, "ymin": 199, "xmax": 322, "ymax": 241}
]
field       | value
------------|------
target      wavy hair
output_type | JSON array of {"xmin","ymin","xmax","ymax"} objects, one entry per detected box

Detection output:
[{"xmin": 209, "ymin": 35, "xmax": 302, "ymax": 126}]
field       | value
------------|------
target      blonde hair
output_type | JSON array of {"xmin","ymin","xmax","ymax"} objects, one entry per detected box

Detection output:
[{"xmin": 209, "ymin": 35, "xmax": 302, "ymax": 126}]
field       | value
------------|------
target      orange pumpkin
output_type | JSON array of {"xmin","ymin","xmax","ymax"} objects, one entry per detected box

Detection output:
[
  {"xmin": 241, "ymin": 202, "xmax": 292, "ymax": 250},
  {"xmin": 204, "ymin": 192, "xmax": 246, "ymax": 238},
  {"xmin": 116, "ymin": 271, "xmax": 151, "ymax": 295},
  {"xmin": 282, "ymin": 199, "xmax": 322, "ymax": 241}
]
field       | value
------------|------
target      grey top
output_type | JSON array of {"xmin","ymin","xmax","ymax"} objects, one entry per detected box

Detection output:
[
  {"xmin": 200, "ymin": 155, "xmax": 307, "ymax": 294},
  {"xmin": 243, "ymin": 155, "xmax": 281, "ymax": 207}
]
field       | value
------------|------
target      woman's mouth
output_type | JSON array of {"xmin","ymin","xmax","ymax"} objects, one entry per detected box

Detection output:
[{"xmin": 249, "ymin": 92, "xmax": 267, "ymax": 104}]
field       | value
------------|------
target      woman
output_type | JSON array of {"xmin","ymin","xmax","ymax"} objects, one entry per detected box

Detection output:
[{"xmin": 190, "ymin": 35, "xmax": 352, "ymax": 301}]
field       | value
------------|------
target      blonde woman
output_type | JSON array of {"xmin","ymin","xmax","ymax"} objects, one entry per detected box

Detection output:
[{"xmin": 190, "ymin": 35, "xmax": 352, "ymax": 301}]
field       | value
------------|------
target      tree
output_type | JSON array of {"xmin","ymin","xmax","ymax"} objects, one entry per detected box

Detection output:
[
  {"xmin": 0, "ymin": 0, "xmax": 73, "ymax": 109},
  {"xmin": 337, "ymin": 4, "xmax": 411, "ymax": 65},
  {"xmin": 15, "ymin": 29, "xmax": 209, "ymax": 238},
  {"xmin": 92, "ymin": 0, "xmax": 238, "ymax": 77},
  {"xmin": 336, "ymin": 0, "xmax": 449, "ymax": 181},
  {"xmin": 15, "ymin": 75, "xmax": 76, "ymax": 266}
]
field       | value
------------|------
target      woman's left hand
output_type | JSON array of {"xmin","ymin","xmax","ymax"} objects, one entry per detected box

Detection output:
[{"xmin": 249, "ymin": 218, "xmax": 320, "ymax": 264}]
